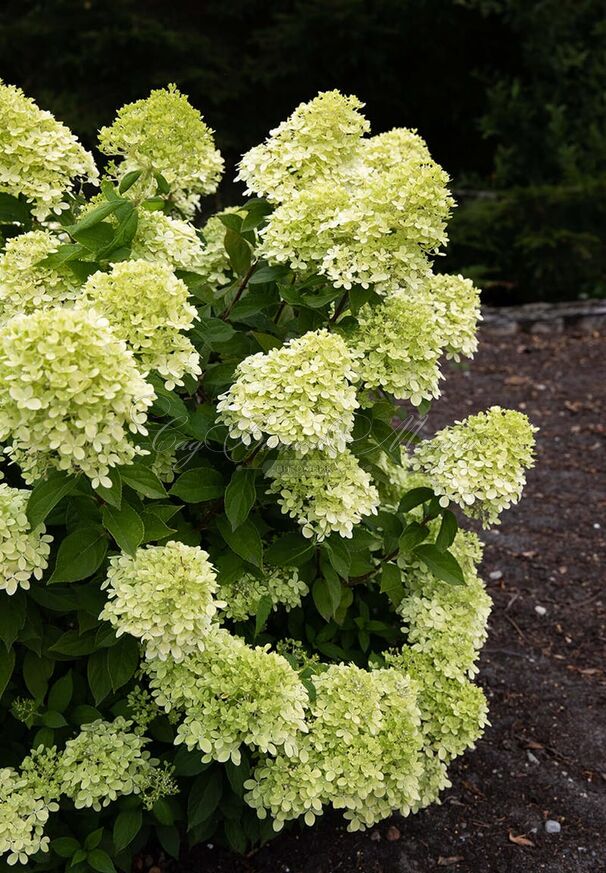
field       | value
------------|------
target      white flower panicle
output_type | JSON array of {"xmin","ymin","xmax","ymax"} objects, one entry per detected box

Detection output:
[
  {"xmin": 0, "ymin": 767, "xmax": 58, "ymax": 866},
  {"xmin": 0, "ymin": 306, "xmax": 154, "ymax": 488},
  {"xmin": 412, "ymin": 406, "xmax": 537, "ymax": 526},
  {"xmin": 145, "ymin": 626, "xmax": 308, "ymax": 765},
  {"xmin": 0, "ymin": 230, "xmax": 80, "ymax": 323},
  {"xmin": 0, "ymin": 81, "xmax": 98, "ymax": 220},
  {"xmin": 238, "ymin": 90, "xmax": 370, "ymax": 202},
  {"xmin": 101, "ymin": 541, "xmax": 223, "ymax": 662},
  {"xmin": 98, "ymin": 84, "xmax": 223, "ymax": 217},
  {"xmin": 429, "ymin": 273, "xmax": 481, "ymax": 361},
  {"xmin": 266, "ymin": 449, "xmax": 380, "ymax": 541},
  {"xmin": 57, "ymin": 718, "xmax": 156, "ymax": 811},
  {"xmin": 219, "ymin": 567, "xmax": 308, "ymax": 622},
  {"xmin": 398, "ymin": 528, "xmax": 492, "ymax": 679},
  {"xmin": 245, "ymin": 94, "xmax": 454, "ymax": 293},
  {"xmin": 0, "ymin": 485, "xmax": 52, "ymax": 595},
  {"xmin": 388, "ymin": 650, "xmax": 489, "ymax": 766},
  {"xmin": 217, "ymin": 329, "xmax": 358, "ymax": 457},
  {"xmin": 129, "ymin": 209, "xmax": 208, "ymax": 273},
  {"xmin": 347, "ymin": 289, "xmax": 445, "ymax": 404},
  {"xmin": 245, "ymin": 664, "xmax": 424, "ymax": 832},
  {"xmin": 80, "ymin": 259, "xmax": 200, "ymax": 389}
]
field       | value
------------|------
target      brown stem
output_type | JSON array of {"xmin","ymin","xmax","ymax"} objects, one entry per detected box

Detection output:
[
  {"xmin": 221, "ymin": 262, "xmax": 257, "ymax": 320},
  {"xmin": 329, "ymin": 291, "xmax": 349, "ymax": 324}
]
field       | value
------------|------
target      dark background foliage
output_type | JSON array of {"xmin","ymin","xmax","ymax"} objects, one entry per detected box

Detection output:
[{"xmin": 1, "ymin": 0, "xmax": 604, "ymax": 303}]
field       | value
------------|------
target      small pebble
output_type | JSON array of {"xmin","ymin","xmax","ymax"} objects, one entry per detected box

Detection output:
[
  {"xmin": 527, "ymin": 750, "xmax": 540, "ymax": 764},
  {"xmin": 545, "ymin": 820, "xmax": 561, "ymax": 834},
  {"xmin": 370, "ymin": 830, "xmax": 381, "ymax": 842},
  {"xmin": 535, "ymin": 605, "xmax": 547, "ymax": 616},
  {"xmin": 386, "ymin": 825, "xmax": 401, "ymax": 841},
  {"xmin": 489, "ymin": 570, "xmax": 503, "ymax": 581}
]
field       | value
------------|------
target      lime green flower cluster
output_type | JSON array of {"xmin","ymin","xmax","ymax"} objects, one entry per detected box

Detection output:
[
  {"xmin": 238, "ymin": 90, "xmax": 369, "ymax": 202},
  {"xmin": 57, "ymin": 718, "xmax": 158, "ymax": 811},
  {"xmin": 80, "ymin": 260, "xmax": 200, "ymax": 389},
  {"xmin": 429, "ymin": 273, "xmax": 481, "ymax": 361},
  {"xmin": 145, "ymin": 627, "xmax": 308, "ymax": 765},
  {"xmin": 388, "ymin": 650, "xmax": 488, "ymax": 773},
  {"xmin": 0, "ymin": 231, "xmax": 80, "ymax": 322},
  {"xmin": 0, "ymin": 484, "xmax": 52, "ymax": 595},
  {"xmin": 347, "ymin": 290, "xmax": 444, "ymax": 404},
  {"xmin": 0, "ymin": 307, "xmax": 154, "ymax": 488},
  {"xmin": 129, "ymin": 210, "xmax": 208, "ymax": 273},
  {"xmin": 0, "ymin": 81, "xmax": 97, "ymax": 220},
  {"xmin": 219, "ymin": 567, "xmax": 308, "ymax": 622},
  {"xmin": 244, "ymin": 664, "xmax": 423, "ymax": 832},
  {"xmin": 98, "ymin": 84, "xmax": 223, "ymax": 217},
  {"xmin": 398, "ymin": 529, "xmax": 492, "ymax": 679},
  {"xmin": 242, "ymin": 93, "xmax": 453, "ymax": 292},
  {"xmin": 266, "ymin": 450, "xmax": 380, "ymax": 540},
  {"xmin": 217, "ymin": 330, "xmax": 358, "ymax": 457},
  {"xmin": 101, "ymin": 542, "xmax": 224, "ymax": 662},
  {"xmin": 0, "ymin": 766, "xmax": 58, "ymax": 865},
  {"xmin": 412, "ymin": 406, "xmax": 537, "ymax": 525}
]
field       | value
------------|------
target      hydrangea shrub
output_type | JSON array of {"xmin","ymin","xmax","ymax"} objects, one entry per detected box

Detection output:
[{"xmin": 0, "ymin": 84, "xmax": 537, "ymax": 870}]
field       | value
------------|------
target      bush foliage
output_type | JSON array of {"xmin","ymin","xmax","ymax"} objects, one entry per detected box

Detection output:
[{"xmin": 0, "ymin": 83, "xmax": 536, "ymax": 869}]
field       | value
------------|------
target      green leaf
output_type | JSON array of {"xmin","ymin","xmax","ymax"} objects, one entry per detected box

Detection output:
[
  {"xmin": 435, "ymin": 509, "xmax": 458, "ymax": 551},
  {"xmin": 399, "ymin": 521, "xmax": 430, "ymax": 553},
  {"xmin": 70, "ymin": 221, "xmax": 115, "ymax": 251},
  {"xmin": 155, "ymin": 172, "xmax": 171, "ymax": 194},
  {"xmin": 26, "ymin": 470, "xmax": 77, "ymax": 528},
  {"xmin": 224, "ymin": 228, "xmax": 252, "ymax": 275},
  {"xmin": 322, "ymin": 537, "xmax": 351, "ymax": 578},
  {"xmin": 224, "ymin": 469, "xmax": 256, "ymax": 530},
  {"xmin": 102, "ymin": 501, "xmax": 144, "ymax": 555},
  {"xmin": 248, "ymin": 264, "xmax": 290, "ymax": 284},
  {"xmin": 70, "ymin": 704, "xmax": 102, "ymax": 726},
  {"xmin": 399, "ymin": 487, "xmax": 435, "ymax": 514},
  {"xmin": 104, "ymin": 207, "xmax": 138, "ymax": 253},
  {"xmin": 0, "ymin": 647, "xmax": 15, "ymax": 699},
  {"xmin": 84, "ymin": 829, "xmax": 104, "ymax": 850},
  {"xmin": 265, "ymin": 532, "xmax": 314, "ymax": 567},
  {"xmin": 50, "ymin": 631, "xmax": 97, "ymax": 657},
  {"xmin": 224, "ymin": 819, "xmax": 248, "ymax": 854},
  {"xmin": 118, "ymin": 170, "xmax": 143, "ymax": 193},
  {"xmin": 414, "ymin": 544, "xmax": 466, "ymax": 585},
  {"xmin": 169, "ymin": 467, "xmax": 223, "ymax": 503},
  {"xmin": 107, "ymin": 636, "xmax": 140, "ymax": 692},
  {"xmin": 87, "ymin": 848, "xmax": 116, "ymax": 873},
  {"xmin": 48, "ymin": 671, "xmax": 73, "ymax": 712},
  {"xmin": 255, "ymin": 594, "xmax": 273, "ymax": 637},
  {"xmin": 0, "ymin": 589, "xmax": 26, "ymax": 649},
  {"xmin": 0, "ymin": 192, "xmax": 31, "ymax": 224},
  {"xmin": 156, "ymin": 825, "xmax": 180, "ymax": 860},
  {"xmin": 380, "ymin": 563, "xmax": 404, "ymax": 607},
  {"xmin": 23, "ymin": 652, "xmax": 54, "ymax": 700},
  {"xmin": 217, "ymin": 516, "xmax": 263, "ymax": 568},
  {"xmin": 194, "ymin": 316, "xmax": 237, "ymax": 346},
  {"xmin": 87, "ymin": 650, "xmax": 112, "ymax": 705},
  {"xmin": 121, "ymin": 464, "xmax": 168, "ymax": 499},
  {"xmin": 240, "ymin": 199, "xmax": 272, "ymax": 232},
  {"xmin": 52, "ymin": 837, "xmax": 81, "ymax": 859},
  {"xmin": 312, "ymin": 577, "xmax": 336, "ymax": 622},
  {"xmin": 50, "ymin": 526, "xmax": 107, "ymax": 583},
  {"xmin": 70, "ymin": 199, "xmax": 126, "ymax": 231},
  {"xmin": 113, "ymin": 809, "xmax": 142, "ymax": 853},
  {"xmin": 152, "ymin": 797, "xmax": 175, "ymax": 825},
  {"xmin": 188, "ymin": 769, "xmax": 223, "ymax": 830},
  {"xmin": 41, "ymin": 710, "xmax": 68, "ymax": 728},
  {"xmin": 95, "ymin": 469, "xmax": 122, "ymax": 509}
]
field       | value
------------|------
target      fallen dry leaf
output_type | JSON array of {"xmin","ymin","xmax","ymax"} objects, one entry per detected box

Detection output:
[
  {"xmin": 385, "ymin": 825, "xmax": 401, "ymax": 842},
  {"xmin": 508, "ymin": 831, "xmax": 535, "ymax": 847},
  {"xmin": 437, "ymin": 856, "xmax": 465, "ymax": 867}
]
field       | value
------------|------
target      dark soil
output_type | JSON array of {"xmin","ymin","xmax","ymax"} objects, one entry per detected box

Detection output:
[{"xmin": 177, "ymin": 328, "xmax": 606, "ymax": 873}]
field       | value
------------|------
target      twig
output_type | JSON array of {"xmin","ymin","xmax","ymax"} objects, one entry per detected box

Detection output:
[{"xmin": 221, "ymin": 262, "xmax": 257, "ymax": 320}]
